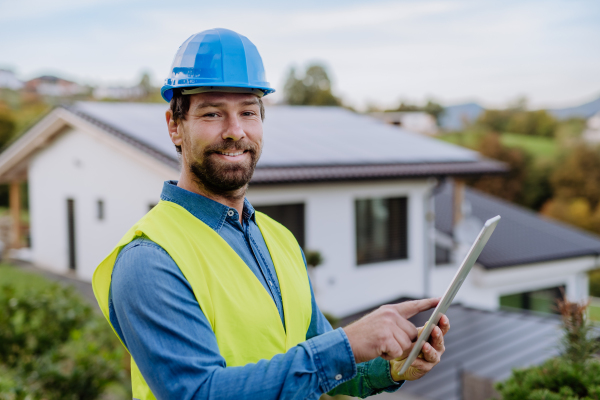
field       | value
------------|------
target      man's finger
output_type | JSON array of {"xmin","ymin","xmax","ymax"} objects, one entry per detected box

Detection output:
[
  {"xmin": 430, "ymin": 326, "xmax": 445, "ymax": 353},
  {"xmin": 421, "ymin": 342, "xmax": 440, "ymax": 364},
  {"xmin": 394, "ymin": 316, "xmax": 418, "ymax": 341},
  {"xmin": 438, "ymin": 315, "xmax": 450, "ymax": 336},
  {"xmin": 395, "ymin": 298, "xmax": 440, "ymax": 319}
]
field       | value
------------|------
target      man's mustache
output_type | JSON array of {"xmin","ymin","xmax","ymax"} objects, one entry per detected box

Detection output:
[{"xmin": 204, "ymin": 141, "xmax": 258, "ymax": 154}]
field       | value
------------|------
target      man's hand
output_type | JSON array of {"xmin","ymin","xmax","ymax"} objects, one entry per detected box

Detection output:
[
  {"xmin": 343, "ymin": 298, "xmax": 440, "ymax": 364},
  {"xmin": 390, "ymin": 314, "xmax": 450, "ymax": 381}
]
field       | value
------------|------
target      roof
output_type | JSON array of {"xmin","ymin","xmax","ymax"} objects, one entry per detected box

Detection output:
[
  {"xmin": 338, "ymin": 298, "xmax": 563, "ymax": 400},
  {"xmin": 64, "ymin": 102, "xmax": 506, "ymax": 183},
  {"xmin": 435, "ymin": 182, "xmax": 600, "ymax": 269}
]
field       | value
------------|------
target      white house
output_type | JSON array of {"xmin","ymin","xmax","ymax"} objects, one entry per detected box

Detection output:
[
  {"xmin": 369, "ymin": 111, "xmax": 439, "ymax": 136},
  {"xmin": 583, "ymin": 111, "xmax": 600, "ymax": 143},
  {"xmin": 0, "ymin": 102, "xmax": 597, "ymax": 320},
  {"xmin": 0, "ymin": 69, "xmax": 23, "ymax": 90}
]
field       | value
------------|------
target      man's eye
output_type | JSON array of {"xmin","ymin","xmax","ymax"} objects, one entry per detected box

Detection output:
[
  {"xmin": 203, "ymin": 113, "xmax": 218, "ymax": 118},
  {"xmin": 242, "ymin": 111, "xmax": 256, "ymax": 116}
]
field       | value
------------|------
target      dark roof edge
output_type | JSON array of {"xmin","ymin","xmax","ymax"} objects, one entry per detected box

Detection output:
[
  {"xmin": 251, "ymin": 160, "xmax": 508, "ymax": 185},
  {"xmin": 63, "ymin": 105, "xmax": 180, "ymax": 170},
  {"xmin": 480, "ymin": 250, "xmax": 600, "ymax": 270}
]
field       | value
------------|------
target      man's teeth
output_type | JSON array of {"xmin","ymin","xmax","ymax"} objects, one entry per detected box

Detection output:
[{"xmin": 219, "ymin": 151, "xmax": 244, "ymax": 156}]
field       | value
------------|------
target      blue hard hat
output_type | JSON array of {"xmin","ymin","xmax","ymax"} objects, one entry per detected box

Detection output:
[{"xmin": 161, "ymin": 28, "xmax": 275, "ymax": 102}]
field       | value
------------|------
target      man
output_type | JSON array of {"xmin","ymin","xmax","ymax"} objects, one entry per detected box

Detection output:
[{"xmin": 93, "ymin": 28, "xmax": 450, "ymax": 400}]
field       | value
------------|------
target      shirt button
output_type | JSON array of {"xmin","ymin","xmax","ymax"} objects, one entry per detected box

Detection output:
[
  {"xmin": 268, "ymin": 281, "xmax": 273, "ymax": 286},
  {"xmin": 227, "ymin": 210, "xmax": 234, "ymax": 217},
  {"xmin": 335, "ymin": 374, "xmax": 342, "ymax": 381}
]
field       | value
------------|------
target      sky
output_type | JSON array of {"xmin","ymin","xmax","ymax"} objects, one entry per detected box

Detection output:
[{"xmin": 1, "ymin": 0, "xmax": 599, "ymax": 110}]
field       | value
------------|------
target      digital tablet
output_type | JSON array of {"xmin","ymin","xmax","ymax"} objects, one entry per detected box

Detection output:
[{"xmin": 397, "ymin": 215, "xmax": 501, "ymax": 376}]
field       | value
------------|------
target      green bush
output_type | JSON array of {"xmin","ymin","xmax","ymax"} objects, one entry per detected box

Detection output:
[
  {"xmin": 0, "ymin": 283, "xmax": 128, "ymax": 400},
  {"xmin": 496, "ymin": 358, "xmax": 600, "ymax": 400},
  {"xmin": 496, "ymin": 298, "xmax": 600, "ymax": 400}
]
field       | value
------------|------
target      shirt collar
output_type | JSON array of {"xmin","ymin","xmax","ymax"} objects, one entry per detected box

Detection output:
[{"xmin": 160, "ymin": 181, "xmax": 255, "ymax": 231}]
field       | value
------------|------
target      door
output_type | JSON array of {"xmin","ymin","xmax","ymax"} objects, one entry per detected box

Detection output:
[{"xmin": 67, "ymin": 198, "xmax": 76, "ymax": 271}]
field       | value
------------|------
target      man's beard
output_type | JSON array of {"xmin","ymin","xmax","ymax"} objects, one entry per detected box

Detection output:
[{"xmin": 187, "ymin": 140, "xmax": 260, "ymax": 198}]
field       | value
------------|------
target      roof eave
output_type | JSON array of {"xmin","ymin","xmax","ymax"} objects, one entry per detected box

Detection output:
[{"xmin": 250, "ymin": 159, "xmax": 508, "ymax": 185}]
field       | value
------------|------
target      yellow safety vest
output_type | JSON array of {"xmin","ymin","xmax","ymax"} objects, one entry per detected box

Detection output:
[{"xmin": 93, "ymin": 200, "xmax": 312, "ymax": 400}]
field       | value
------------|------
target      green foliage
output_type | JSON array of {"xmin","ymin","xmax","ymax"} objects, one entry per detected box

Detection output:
[
  {"xmin": 466, "ymin": 133, "xmax": 530, "ymax": 204},
  {"xmin": 440, "ymin": 131, "xmax": 560, "ymax": 211},
  {"xmin": 304, "ymin": 250, "xmax": 324, "ymax": 268},
  {"xmin": 0, "ymin": 107, "xmax": 16, "ymax": 148},
  {"xmin": 0, "ymin": 282, "xmax": 127, "ymax": 399},
  {"xmin": 496, "ymin": 298, "xmax": 600, "ymax": 400},
  {"xmin": 501, "ymin": 133, "xmax": 559, "ymax": 161},
  {"xmin": 477, "ymin": 108, "xmax": 558, "ymax": 137},
  {"xmin": 589, "ymin": 269, "xmax": 600, "ymax": 298},
  {"xmin": 540, "ymin": 145, "xmax": 600, "ymax": 234},
  {"xmin": 423, "ymin": 100, "xmax": 445, "ymax": 124},
  {"xmin": 496, "ymin": 356, "xmax": 600, "ymax": 400},
  {"xmin": 555, "ymin": 118, "xmax": 587, "ymax": 142},
  {"xmin": 322, "ymin": 312, "xmax": 340, "ymax": 328},
  {"xmin": 556, "ymin": 298, "xmax": 600, "ymax": 366},
  {"xmin": 549, "ymin": 145, "xmax": 600, "ymax": 209},
  {"xmin": 283, "ymin": 64, "xmax": 341, "ymax": 106}
]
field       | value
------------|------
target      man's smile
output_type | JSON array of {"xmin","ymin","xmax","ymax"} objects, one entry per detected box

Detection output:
[{"xmin": 213, "ymin": 149, "xmax": 250, "ymax": 161}]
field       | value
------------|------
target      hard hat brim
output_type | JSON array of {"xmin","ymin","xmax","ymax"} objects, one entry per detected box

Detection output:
[{"xmin": 161, "ymin": 84, "xmax": 275, "ymax": 102}]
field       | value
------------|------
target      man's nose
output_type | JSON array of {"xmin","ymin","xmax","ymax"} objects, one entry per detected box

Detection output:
[{"xmin": 222, "ymin": 115, "xmax": 246, "ymax": 141}]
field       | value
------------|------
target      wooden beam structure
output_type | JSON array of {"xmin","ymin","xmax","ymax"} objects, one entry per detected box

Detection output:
[
  {"xmin": 453, "ymin": 179, "xmax": 465, "ymax": 226},
  {"xmin": 9, "ymin": 181, "xmax": 21, "ymax": 249}
]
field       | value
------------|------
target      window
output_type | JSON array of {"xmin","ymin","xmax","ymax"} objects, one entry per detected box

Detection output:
[
  {"xmin": 435, "ymin": 245, "xmax": 452, "ymax": 265},
  {"xmin": 500, "ymin": 285, "xmax": 565, "ymax": 314},
  {"xmin": 97, "ymin": 200, "xmax": 104, "ymax": 220},
  {"xmin": 67, "ymin": 199, "xmax": 76, "ymax": 271},
  {"xmin": 355, "ymin": 196, "xmax": 408, "ymax": 265},
  {"xmin": 254, "ymin": 203, "xmax": 305, "ymax": 249}
]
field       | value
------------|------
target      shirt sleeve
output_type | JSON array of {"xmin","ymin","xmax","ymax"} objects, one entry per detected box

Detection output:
[
  {"xmin": 109, "ymin": 238, "xmax": 355, "ymax": 400},
  {"xmin": 301, "ymin": 248, "xmax": 404, "ymax": 398}
]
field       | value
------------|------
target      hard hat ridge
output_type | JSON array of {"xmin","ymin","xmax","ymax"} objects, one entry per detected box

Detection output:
[{"xmin": 161, "ymin": 28, "xmax": 275, "ymax": 102}]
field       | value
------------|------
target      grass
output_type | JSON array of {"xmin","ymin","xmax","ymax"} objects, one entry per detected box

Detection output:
[
  {"xmin": 0, "ymin": 263, "xmax": 53, "ymax": 295},
  {"xmin": 589, "ymin": 298, "xmax": 600, "ymax": 322},
  {"xmin": 439, "ymin": 131, "xmax": 559, "ymax": 162},
  {"xmin": 589, "ymin": 305, "xmax": 600, "ymax": 322},
  {"xmin": 501, "ymin": 133, "xmax": 559, "ymax": 161}
]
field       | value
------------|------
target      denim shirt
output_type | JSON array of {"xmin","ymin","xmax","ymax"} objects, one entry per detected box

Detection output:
[{"xmin": 108, "ymin": 180, "xmax": 402, "ymax": 399}]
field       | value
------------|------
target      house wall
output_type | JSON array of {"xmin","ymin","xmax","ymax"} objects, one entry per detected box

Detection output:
[
  {"xmin": 247, "ymin": 179, "xmax": 435, "ymax": 317},
  {"xmin": 431, "ymin": 256, "xmax": 595, "ymax": 310},
  {"xmin": 28, "ymin": 127, "xmax": 178, "ymax": 280}
]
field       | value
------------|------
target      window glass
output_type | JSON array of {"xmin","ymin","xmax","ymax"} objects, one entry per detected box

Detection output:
[
  {"xmin": 97, "ymin": 200, "xmax": 104, "ymax": 220},
  {"xmin": 435, "ymin": 245, "xmax": 452, "ymax": 265},
  {"xmin": 500, "ymin": 286, "xmax": 565, "ymax": 314},
  {"xmin": 254, "ymin": 203, "xmax": 305, "ymax": 249},
  {"xmin": 356, "ymin": 197, "xmax": 408, "ymax": 265}
]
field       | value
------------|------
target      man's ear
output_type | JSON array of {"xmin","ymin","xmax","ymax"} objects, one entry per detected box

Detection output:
[{"xmin": 166, "ymin": 109, "xmax": 183, "ymax": 149}]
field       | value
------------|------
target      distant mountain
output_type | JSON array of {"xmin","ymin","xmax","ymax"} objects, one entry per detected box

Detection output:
[
  {"xmin": 439, "ymin": 102, "xmax": 484, "ymax": 131},
  {"xmin": 548, "ymin": 96, "xmax": 600, "ymax": 120}
]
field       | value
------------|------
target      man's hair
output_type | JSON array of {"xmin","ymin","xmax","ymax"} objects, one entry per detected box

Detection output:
[{"xmin": 169, "ymin": 89, "xmax": 265, "ymax": 154}]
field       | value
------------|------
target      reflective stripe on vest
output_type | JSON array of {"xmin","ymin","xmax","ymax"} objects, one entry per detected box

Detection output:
[{"xmin": 92, "ymin": 201, "xmax": 312, "ymax": 399}]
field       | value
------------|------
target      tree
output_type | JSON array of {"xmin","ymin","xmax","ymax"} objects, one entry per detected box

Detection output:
[
  {"xmin": 423, "ymin": 100, "xmax": 444, "ymax": 125},
  {"xmin": 283, "ymin": 64, "xmax": 341, "ymax": 106},
  {"xmin": 550, "ymin": 145, "xmax": 600, "ymax": 209},
  {"xmin": 466, "ymin": 133, "xmax": 529, "ymax": 203},
  {"xmin": 0, "ymin": 107, "xmax": 16, "ymax": 149},
  {"xmin": 476, "ymin": 108, "xmax": 558, "ymax": 137}
]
